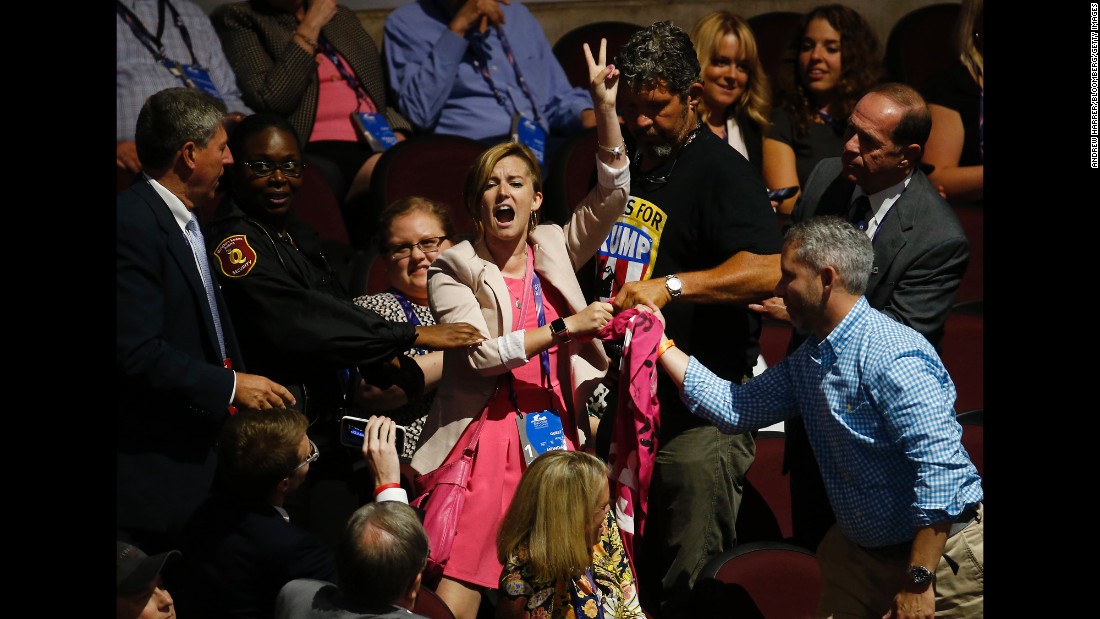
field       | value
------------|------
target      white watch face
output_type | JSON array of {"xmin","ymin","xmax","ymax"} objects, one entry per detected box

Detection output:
[{"xmin": 666, "ymin": 276, "xmax": 682, "ymax": 295}]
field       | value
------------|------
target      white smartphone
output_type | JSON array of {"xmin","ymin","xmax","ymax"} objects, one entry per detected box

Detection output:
[{"xmin": 339, "ymin": 415, "xmax": 406, "ymax": 449}]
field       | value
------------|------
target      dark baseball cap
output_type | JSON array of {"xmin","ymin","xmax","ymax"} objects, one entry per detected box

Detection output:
[{"xmin": 116, "ymin": 541, "xmax": 181, "ymax": 595}]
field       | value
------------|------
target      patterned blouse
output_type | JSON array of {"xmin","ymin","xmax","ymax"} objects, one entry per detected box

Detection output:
[
  {"xmin": 499, "ymin": 512, "xmax": 644, "ymax": 619},
  {"xmin": 351, "ymin": 291, "xmax": 435, "ymax": 461}
]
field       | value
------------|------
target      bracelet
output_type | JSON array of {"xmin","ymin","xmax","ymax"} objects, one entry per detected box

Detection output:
[
  {"xmin": 373, "ymin": 482, "xmax": 402, "ymax": 497},
  {"xmin": 597, "ymin": 141, "xmax": 626, "ymax": 157},
  {"xmin": 293, "ymin": 31, "xmax": 318, "ymax": 50},
  {"xmin": 657, "ymin": 339, "xmax": 676, "ymax": 359}
]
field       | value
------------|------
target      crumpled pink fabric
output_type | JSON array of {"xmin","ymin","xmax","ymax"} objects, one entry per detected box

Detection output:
[{"xmin": 596, "ymin": 308, "xmax": 662, "ymax": 570}]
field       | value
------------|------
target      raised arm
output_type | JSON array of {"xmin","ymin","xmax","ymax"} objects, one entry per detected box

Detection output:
[{"xmin": 562, "ymin": 39, "xmax": 629, "ymax": 267}]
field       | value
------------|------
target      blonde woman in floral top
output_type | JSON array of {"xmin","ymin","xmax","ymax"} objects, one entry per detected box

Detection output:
[{"xmin": 497, "ymin": 450, "xmax": 644, "ymax": 619}]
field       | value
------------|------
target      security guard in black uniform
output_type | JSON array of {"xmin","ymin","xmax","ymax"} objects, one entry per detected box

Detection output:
[{"xmin": 204, "ymin": 113, "xmax": 482, "ymax": 549}]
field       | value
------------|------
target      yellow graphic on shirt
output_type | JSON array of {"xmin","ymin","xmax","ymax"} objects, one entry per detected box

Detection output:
[{"xmin": 595, "ymin": 195, "xmax": 667, "ymax": 302}]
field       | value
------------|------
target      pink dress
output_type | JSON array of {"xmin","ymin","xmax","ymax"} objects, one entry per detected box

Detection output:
[{"xmin": 443, "ymin": 253, "xmax": 578, "ymax": 589}]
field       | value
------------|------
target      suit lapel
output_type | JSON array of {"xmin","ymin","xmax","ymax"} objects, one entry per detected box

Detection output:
[
  {"xmin": 473, "ymin": 242, "xmax": 513, "ymax": 336},
  {"xmin": 867, "ymin": 184, "xmax": 917, "ymax": 296},
  {"xmin": 138, "ymin": 182, "xmax": 223, "ymax": 357}
]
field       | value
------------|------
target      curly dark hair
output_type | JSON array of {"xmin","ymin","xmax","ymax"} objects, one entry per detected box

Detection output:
[
  {"xmin": 777, "ymin": 4, "xmax": 883, "ymax": 138},
  {"xmin": 615, "ymin": 20, "xmax": 701, "ymax": 98}
]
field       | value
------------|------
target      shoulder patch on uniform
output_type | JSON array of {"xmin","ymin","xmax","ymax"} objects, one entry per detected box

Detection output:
[{"xmin": 213, "ymin": 234, "xmax": 258, "ymax": 278}]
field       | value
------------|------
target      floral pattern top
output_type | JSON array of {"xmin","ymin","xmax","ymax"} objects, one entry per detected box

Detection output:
[
  {"xmin": 499, "ymin": 511, "xmax": 644, "ymax": 619},
  {"xmin": 351, "ymin": 290, "xmax": 435, "ymax": 461}
]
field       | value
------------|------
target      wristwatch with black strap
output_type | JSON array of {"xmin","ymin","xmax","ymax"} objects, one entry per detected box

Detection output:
[{"xmin": 907, "ymin": 564, "xmax": 934, "ymax": 586}]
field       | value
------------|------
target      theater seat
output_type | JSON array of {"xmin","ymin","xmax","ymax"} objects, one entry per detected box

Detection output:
[
  {"xmin": 552, "ymin": 21, "xmax": 642, "ymax": 90},
  {"xmin": 885, "ymin": 3, "xmax": 963, "ymax": 91},
  {"xmin": 691, "ymin": 541, "xmax": 822, "ymax": 618},
  {"xmin": 747, "ymin": 11, "xmax": 803, "ymax": 101},
  {"xmin": 368, "ymin": 133, "xmax": 484, "ymax": 247},
  {"xmin": 414, "ymin": 586, "xmax": 457, "ymax": 619},
  {"xmin": 941, "ymin": 300, "xmax": 983, "ymax": 413}
]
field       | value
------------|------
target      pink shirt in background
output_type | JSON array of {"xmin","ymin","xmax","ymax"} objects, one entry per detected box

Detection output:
[{"xmin": 309, "ymin": 51, "xmax": 378, "ymax": 143}]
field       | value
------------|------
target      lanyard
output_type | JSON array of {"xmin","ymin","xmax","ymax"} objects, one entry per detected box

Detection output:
[
  {"xmin": 818, "ymin": 108, "xmax": 844, "ymax": 133},
  {"xmin": 508, "ymin": 247, "xmax": 555, "ymax": 413},
  {"xmin": 469, "ymin": 26, "xmax": 543, "ymax": 123},
  {"xmin": 389, "ymin": 289, "xmax": 427, "ymax": 355},
  {"xmin": 316, "ymin": 36, "xmax": 373, "ymax": 110},
  {"xmin": 116, "ymin": 0, "xmax": 200, "ymax": 66}
]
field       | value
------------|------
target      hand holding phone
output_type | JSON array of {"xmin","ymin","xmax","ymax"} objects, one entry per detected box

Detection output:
[
  {"xmin": 340, "ymin": 415, "xmax": 406, "ymax": 449},
  {"xmin": 343, "ymin": 415, "xmax": 406, "ymax": 493},
  {"xmin": 767, "ymin": 186, "xmax": 799, "ymax": 202}
]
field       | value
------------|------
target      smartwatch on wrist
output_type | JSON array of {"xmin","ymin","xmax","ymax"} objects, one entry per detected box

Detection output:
[{"xmin": 550, "ymin": 317, "xmax": 572, "ymax": 342}]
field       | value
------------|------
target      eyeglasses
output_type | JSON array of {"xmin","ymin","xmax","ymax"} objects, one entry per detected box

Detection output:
[
  {"xmin": 291, "ymin": 439, "xmax": 319, "ymax": 473},
  {"xmin": 242, "ymin": 160, "xmax": 304, "ymax": 178},
  {"xmin": 387, "ymin": 236, "xmax": 449, "ymax": 260},
  {"xmin": 636, "ymin": 155, "xmax": 678, "ymax": 186}
]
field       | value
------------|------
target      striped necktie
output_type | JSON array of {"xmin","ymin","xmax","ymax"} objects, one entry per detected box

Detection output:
[{"xmin": 185, "ymin": 214, "xmax": 227, "ymax": 359}]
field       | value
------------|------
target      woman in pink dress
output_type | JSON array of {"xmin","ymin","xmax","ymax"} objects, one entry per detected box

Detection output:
[{"xmin": 410, "ymin": 40, "xmax": 629, "ymax": 619}]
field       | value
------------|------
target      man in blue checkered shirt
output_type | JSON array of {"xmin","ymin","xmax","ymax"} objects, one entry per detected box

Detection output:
[{"xmin": 651, "ymin": 216, "xmax": 983, "ymax": 618}]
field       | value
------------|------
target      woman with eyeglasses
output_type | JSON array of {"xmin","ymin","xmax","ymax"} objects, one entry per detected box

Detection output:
[
  {"xmin": 212, "ymin": 0, "xmax": 413, "ymax": 238},
  {"xmin": 350, "ymin": 196, "xmax": 457, "ymax": 461},
  {"xmin": 204, "ymin": 112, "xmax": 483, "ymax": 546},
  {"xmin": 410, "ymin": 40, "xmax": 628, "ymax": 619},
  {"xmin": 496, "ymin": 450, "xmax": 643, "ymax": 619}
]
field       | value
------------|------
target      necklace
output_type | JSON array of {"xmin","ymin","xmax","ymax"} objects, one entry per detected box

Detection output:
[
  {"xmin": 511, "ymin": 246, "xmax": 530, "ymax": 309},
  {"xmin": 632, "ymin": 122, "xmax": 703, "ymax": 186}
]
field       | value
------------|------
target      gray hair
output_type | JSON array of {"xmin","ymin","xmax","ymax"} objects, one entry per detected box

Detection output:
[
  {"xmin": 336, "ymin": 501, "xmax": 429, "ymax": 606},
  {"xmin": 135, "ymin": 87, "xmax": 228, "ymax": 170},
  {"xmin": 784, "ymin": 216, "xmax": 873, "ymax": 295},
  {"xmin": 616, "ymin": 20, "xmax": 700, "ymax": 97}
]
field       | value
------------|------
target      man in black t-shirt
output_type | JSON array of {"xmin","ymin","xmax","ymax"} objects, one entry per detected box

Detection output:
[{"xmin": 600, "ymin": 21, "xmax": 783, "ymax": 618}]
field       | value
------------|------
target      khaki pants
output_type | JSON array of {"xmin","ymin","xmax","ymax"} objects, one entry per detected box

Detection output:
[{"xmin": 817, "ymin": 504, "xmax": 984, "ymax": 618}]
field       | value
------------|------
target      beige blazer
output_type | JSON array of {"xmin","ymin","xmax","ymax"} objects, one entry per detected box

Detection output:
[{"xmin": 411, "ymin": 174, "xmax": 628, "ymax": 474}]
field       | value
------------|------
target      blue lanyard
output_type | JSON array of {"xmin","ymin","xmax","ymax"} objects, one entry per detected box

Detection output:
[
  {"xmin": 388, "ymin": 289, "xmax": 427, "ymax": 355},
  {"xmin": 508, "ymin": 249, "xmax": 556, "ymax": 413},
  {"xmin": 116, "ymin": 0, "xmax": 200, "ymax": 67},
  {"xmin": 317, "ymin": 36, "xmax": 373, "ymax": 110},
  {"xmin": 469, "ymin": 26, "xmax": 543, "ymax": 123},
  {"xmin": 530, "ymin": 270, "xmax": 552, "ymax": 384}
]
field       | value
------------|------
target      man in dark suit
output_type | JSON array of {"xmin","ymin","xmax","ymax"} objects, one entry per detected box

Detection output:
[
  {"xmin": 752, "ymin": 82, "xmax": 970, "ymax": 551},
  {"xmin": 117, "ymin": 87, "xmax": 297, "ymax": 555},
  {"xmin": 173, "ymin": 410, "xmax": 411, "ymax": 618}
]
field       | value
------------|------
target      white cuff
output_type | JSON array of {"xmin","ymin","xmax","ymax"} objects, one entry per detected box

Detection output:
[
  {"xmin": 375, "ymin": 487, "xmax": 409, "ymax": 504},
  {"xmin": 499, "ymin": 331, "xmax": 529, "ymax": 369},
  {"xmin": 595, "ymin": 154, "xmax": 630, "ymax": 189}
]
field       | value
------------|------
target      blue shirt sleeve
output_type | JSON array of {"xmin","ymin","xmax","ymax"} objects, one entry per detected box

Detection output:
[
  {"xmin": 384, "ymin": 6, "xmax": 469, "ymax": 130},
  {"xmin": 681, "ymin": 355, "xmax": 797, "ymax": 433}
]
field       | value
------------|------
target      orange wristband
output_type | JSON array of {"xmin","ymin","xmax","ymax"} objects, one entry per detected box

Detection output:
[
  {"xmin": 373, "ymin": 482, "xmax": 402, "ymax": 497},
  {"xmin": 657, "ymin": 339, "xmax": 676, "ymax": 358}
]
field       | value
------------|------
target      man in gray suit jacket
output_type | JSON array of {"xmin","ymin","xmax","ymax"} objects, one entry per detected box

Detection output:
[{"xmin": 752, "ymin": 82, "xmax": 970, "ymax": 551}]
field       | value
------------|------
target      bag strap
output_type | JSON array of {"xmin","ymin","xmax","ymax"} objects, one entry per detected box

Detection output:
[{"xmin": 460, "ymin": 378, "xmax": 500, "ymax": 458}]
